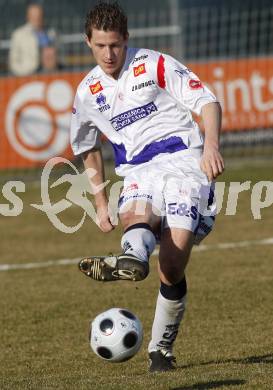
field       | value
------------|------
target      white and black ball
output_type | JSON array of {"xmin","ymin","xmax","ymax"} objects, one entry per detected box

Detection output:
[{"xmin": 90, "ymin": 308, "xmax": 143, "ymax": 362}]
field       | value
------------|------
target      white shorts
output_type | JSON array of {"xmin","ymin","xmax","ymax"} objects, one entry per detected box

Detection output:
[{"xmin": 118, "ymin": 154, "xmax": 216, "ymax": 244}]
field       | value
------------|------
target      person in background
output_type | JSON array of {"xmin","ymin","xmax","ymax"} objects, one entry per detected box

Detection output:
[
  {"xmin": 40, "ymin": 45, "xmax": 63, "ymax": 73},
  {"xmin": 8, "ymin": 3, "xmax": 56, "ymax": 76}
]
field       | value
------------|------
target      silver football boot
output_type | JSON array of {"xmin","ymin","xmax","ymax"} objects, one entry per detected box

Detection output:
[{"xmin": 78, "ymin": 253, "xmax": 149, "ymax": 282}]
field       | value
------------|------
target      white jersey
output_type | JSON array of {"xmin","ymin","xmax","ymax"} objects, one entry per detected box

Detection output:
[{"xmin": 70, "ymin": 47, "xmax": 217, "ymax": 176}]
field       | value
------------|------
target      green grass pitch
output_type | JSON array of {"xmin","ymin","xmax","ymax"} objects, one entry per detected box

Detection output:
[{"xmin": 0, "ymin": 160, "xmax": 272, "ymax": 389}]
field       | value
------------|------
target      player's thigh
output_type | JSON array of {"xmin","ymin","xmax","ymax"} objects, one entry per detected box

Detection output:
[
  {"xmin": 158, "ymin": 227, "xmax": 194, "ymax": 284},
  {"xmin": 118, "ymin": 176, "xmax": 163, "ymax": 231},
  {"xmin": 119, "ymin": 200, "xmax": 161, "ymax": 231},
  {"xmin": 163, "ymin": 161, "xmax": 216, "ymax": 244}
]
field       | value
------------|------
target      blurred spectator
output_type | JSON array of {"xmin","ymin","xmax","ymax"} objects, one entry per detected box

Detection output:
[
  {"xmin": 8, "ymin": 3, "xmax": 56, "ymax": 76},
  {"xmin": 40, "ymin": 45, "xmax": 63, "ymax": 73}
]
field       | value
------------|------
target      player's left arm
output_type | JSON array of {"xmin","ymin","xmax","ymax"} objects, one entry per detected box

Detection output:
[
  {"xmin": 154, "ymin": 52, "xmax": 224, "ymax": 181},
  {"xmin": 200, "ymin": 102, "xmax": 225, "ymax": 181}
]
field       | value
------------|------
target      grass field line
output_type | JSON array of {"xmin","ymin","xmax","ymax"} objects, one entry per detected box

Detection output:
[{"xmin": 1, "ymin": 237, "xmax": 273, "ymax": 273}]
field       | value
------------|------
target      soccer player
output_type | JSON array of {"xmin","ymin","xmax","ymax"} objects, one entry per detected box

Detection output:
[{"xmin": 70, "ymin": 1, "xmax": 224, "ymax": 372}]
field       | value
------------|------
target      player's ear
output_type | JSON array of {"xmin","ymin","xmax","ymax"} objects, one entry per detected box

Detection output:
[
  {"xmin": 85, "ymin": 34, "xmax": 92, "ymax": 49},
  {"xmin": 124, "ymin": 32, "xmax": 129, "ymax": 44}
]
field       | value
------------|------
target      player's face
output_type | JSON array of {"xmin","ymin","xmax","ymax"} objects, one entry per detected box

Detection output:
[{"xmin": 86, "ymin": 29, "xmax": 128, "ymax": 79}]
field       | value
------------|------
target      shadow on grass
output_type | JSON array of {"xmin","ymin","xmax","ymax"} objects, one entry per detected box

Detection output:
[
  {"xmin": 179, "ymin": 353, "xmax": 273, "ymax": 370},
  {"xmin": 171, "ymin": 379, "xmax": 246, "ymax": 389},
  {"xmin": 241, "ymin": 354, "xmax": 273, "ymax": 364}
]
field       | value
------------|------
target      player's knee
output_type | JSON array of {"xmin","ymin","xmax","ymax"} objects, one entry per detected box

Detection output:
[
  {"xmin": 119, "ymin": 210, "xmax": 138, "ymax": 230},
  {"xmin": 159, "ymin": 253, "xmax": 189, "ymax": 284},
  {"xmin": 161, "ymin": 267, "xmax": 184, "ymax": 285},
  {"xmin": 160, "ymin": 260, "xmax": 185, "ymax": 284}
]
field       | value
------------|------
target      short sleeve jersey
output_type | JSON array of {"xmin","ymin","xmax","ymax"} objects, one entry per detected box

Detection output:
[{"xmin": 70, "ymin": 47, "xmax": 217, "ymax": 176}]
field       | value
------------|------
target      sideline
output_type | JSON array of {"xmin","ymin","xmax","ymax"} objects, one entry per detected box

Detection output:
[{"xmin": 1, "ymin": 237, "xmax": 273, "ymax": 272}]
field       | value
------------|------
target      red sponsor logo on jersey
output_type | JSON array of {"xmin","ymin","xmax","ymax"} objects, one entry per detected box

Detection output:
[
  {"xmin": 90, "ymin": 81, "xmax": 103, "ymax": 94},
  {"xmin": 134, "ymin": 63, "xmax": 146, "ymax": 77},
  {"xmin": 189, "ymin": 79, "xmax": 203, "ymax": 89},
  {"xmin": 124, "ymin": 183, "xmax": 139, "ymax": 193}
]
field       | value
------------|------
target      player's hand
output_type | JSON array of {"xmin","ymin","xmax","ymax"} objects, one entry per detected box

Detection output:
[
  {"xmin": 96, "ymin": 205, "xmax": 115, "ymax": 233},
  {"xmin": 200, "ymin": 145, "xmax": 225, "ymax": 181}
]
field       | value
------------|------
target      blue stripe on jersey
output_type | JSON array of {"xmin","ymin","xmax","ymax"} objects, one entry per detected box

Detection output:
[{"xmin": 111, "ymin": 136, "xmax": 188, "ymax": 167}]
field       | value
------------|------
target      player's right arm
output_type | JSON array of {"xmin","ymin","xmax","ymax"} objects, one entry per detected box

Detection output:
[
  {"xmin": 70, "ymin": 90, "xmax": 114, "ymax": 233},
  {"xmin": 82, "ymin": 149, "xmax": 114, "ymax": 233}
]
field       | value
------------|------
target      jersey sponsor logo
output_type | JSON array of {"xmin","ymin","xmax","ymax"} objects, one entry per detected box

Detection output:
[
  {"xmin": 85, "ymin": 76, "xmax": 94, "ymax": 85},
  {"xmin": 175, "ymin": 68, "xmax": 191, "ymax": 78},
  {"xmin": 90, "ymin": 81, "xmax": 103, "ymax": 94},
  {"xmin": 132, "ymin": 80, "xmax": 155, "ymax": 91},
  {"xmin": 133, "ymin": 63, "xmax": 146, "ymax": 77},
  {"xmin": 123, "ymin": 183, "xmax": 139, "ymax": 193},
  {"xmin": 167, "ymin": 202, "xmax": 198, "ymax": 220},
  {"xmin": 96, "ymin": 93, "xmax": 110, "ymax": 112},
  {"xmin": 118, "ymin": 193, "xmax": 153, "ymax": 208},
  {"xmin": 132, "ymin": 54, "xmax": 148, "ymax": 64},
  {"xmin": 188, "ymin": 79, "xmax": 203, "ymax": 89},
  {"xmin": 111, "ymin": 102, "xmax": 158, "ymax": 131}
]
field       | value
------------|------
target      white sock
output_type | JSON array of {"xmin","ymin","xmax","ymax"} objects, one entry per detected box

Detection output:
[
  {"xmin": 148, "ymin": 291, "xmax": 187, "ymax": 354},
  {"xmin": 121, "ymin": 224, "xmax": 156, "ymax": 262}
]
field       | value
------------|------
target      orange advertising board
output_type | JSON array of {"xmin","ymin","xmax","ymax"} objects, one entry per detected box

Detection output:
[
  {"xmin": 189, "ymin": 57, "xmax": 273, "ymax": 131},
  {"xmin": 0, "ymin": 72, "xmax": 84, "ymax": 169},
  {"xmin": 0, "ymin": 57, "xmax": 272, "ymax": 169}
]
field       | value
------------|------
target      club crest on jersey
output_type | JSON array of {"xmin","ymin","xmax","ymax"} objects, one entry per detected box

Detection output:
[
  {"xmin": 188, "ymin": 79, "xmax": 203, "ymax": 90},
  {"xmin": 96, "ymin": 93, "xmax": 110, "ymax": 112},
  {"xmin": 96, "ymin": 93, "xmax": 106, "ymax": 106},
  {"xmin": 90, "ymin": 81, "xmax": 103, "ymax": 94},
  {"xmin": 133, "ymin": 63, "xmax": 146, "ymax": 77}
]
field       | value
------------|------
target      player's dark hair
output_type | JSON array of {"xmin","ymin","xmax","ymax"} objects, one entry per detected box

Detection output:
[{"xmin": 85, "ymin": 1, "xmax": 128, "ymax": 40}]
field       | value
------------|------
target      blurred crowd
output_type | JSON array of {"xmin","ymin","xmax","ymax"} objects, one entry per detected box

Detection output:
[{"xmin": 8, "ymin": 3, "xmax": 62, "ymax": 76}]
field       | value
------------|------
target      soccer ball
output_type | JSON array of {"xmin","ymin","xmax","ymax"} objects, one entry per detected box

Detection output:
[{"xmin": 90, "ymin": 308, "xmax": 143, "ymax": 362}]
